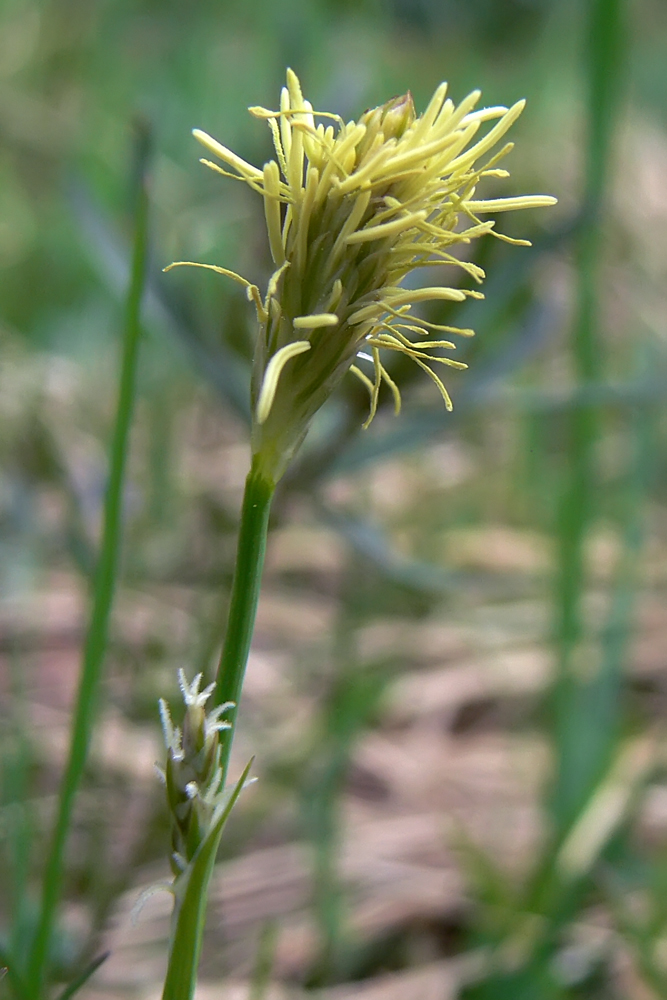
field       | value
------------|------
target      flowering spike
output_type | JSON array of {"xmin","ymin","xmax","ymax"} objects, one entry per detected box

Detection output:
[
  {"xmin": 173, "ymin": 71, "xmax": 556, "ymax": 483},
  {"xmin": 158, "ymin": 670, "xmax": 236, "ymax": 877}
]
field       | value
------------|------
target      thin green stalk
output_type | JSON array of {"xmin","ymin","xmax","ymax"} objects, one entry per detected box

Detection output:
[
  {"xmin": 161, "ymin": 760, "xmax": 253, "ymax": 1000},
  {"xmin": 307, "ymin": 748, "xmax": 346, "ymax": 987},
  {"xmin": 305, "ymin": 572, "xmax": 389, "ymax": 987},
  {"xmin": 551, "ymin": 0, "xmax": 626, "ymax": 835},
  {"xmin": 158, "ymin": 459, "xmax": 272, "ymax": 1000},
  {"xmin": 54, "ymin": 952, "xmax": 109, "ymax": 1000},
  {"xmin": 249, "ymin": 921, "xmax": 278, "ymax": 1000},
  {"xmin": 26, "ymin": 132, "xmax": 151, "ymax": 997},
  {"xmin": 214, "ymin": 459, "xmax": 275, "ymax": 779},
  {"xmin": 0, "ymin": 944, "xmax": 30, "ymax": 1000},
  {"xmin": 5, "ymin": 658, "xmax": 33, "ymax": 973}
]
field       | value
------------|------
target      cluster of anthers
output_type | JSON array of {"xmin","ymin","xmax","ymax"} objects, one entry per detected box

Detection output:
[
  {"xmin": 157, "ymin": 670, "xmax": 234, "ymax": 876},
  {"xmin": 167, "ymin": 69, "xmax": 555, "ymax": 481}
]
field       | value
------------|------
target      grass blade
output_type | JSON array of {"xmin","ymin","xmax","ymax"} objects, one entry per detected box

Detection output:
[
  {"xmin": 550, "ymin": 0, "xmax": 627, "ymax": 835},
  {"xmin": 54, "ymin": 952, "xmax": 110, "ymax": 1000},
  {"xmin": 0, "ymin": 944, "xmax": 30, "ymax": 1000},
  {"xmin": 248, "ymin": 921, "xmax": 278, "ymax": 1000},
  {"xmin": 26, "ymin": 122, "xmax": 152, "ymax": 996}
]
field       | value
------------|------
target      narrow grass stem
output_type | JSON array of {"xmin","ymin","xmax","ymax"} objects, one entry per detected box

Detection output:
[
  {"xmin": 161, "ymin": 761, "xmax": 254, "ymax": 1000},
  {"xmin": 0, "ymin": 944, "xmax": 30, "ymax": 1000},
  {"xmin": 26, "ymin": 137, "xmax": 150, "ymax": 997},
  {"xmin": 54, "ymin": 952, "xmax": 110, "ymax": 1000},
  {"xmin": 552, "ymin": 0, "xmax": 626, "ymax": 833},
  {"xmin": 248, "ymin": 921, "xmax": 278, "ymax": 1000},
  {"xmin": 160, "ymin": 348, "xmax": 272, "ymax": 1000},
  {"xmin": 214, "ymin": 460, "xmax": 275, "ymax": 780}
]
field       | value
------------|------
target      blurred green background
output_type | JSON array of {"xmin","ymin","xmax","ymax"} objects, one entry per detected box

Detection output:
[{"xmin": 2, "ymin": 0, "xmax": 667, "ymax": 997}]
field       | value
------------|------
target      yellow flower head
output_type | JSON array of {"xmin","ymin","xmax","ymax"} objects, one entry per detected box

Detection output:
[{"xmin": 168, "ymin": 69, "xmax": 556, "ymax": 483}]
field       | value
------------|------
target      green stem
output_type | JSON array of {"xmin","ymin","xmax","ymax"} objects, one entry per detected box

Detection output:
[
  {"xmin": 0, "ymin": 944, "xmax": 30, "ymax": 1000},
  {"xmin": 54, "ymin": 952, "xmax": 110, "ymax": 1000},
  {"xmin": 551, "ymin": 0, "xmax": 626, "ymax": 834},
  {"xmin": 159, "ymin": 464, "xmax": 273, "ymax": 1000},
  {"xmin": 214, "ymin": 459, "xmax": 275, "ymax": 779},
  {"xmin": 161, "ymin": 761, "xmax": 253, "ymax": 1000},
  {"xmin": 26, "ymin": 137, "xmax": 150, "ymax": 997}
]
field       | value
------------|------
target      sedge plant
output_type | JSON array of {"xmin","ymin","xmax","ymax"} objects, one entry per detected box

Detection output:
[{"xmin": 158, "ymin": 69, "xmax": 555, "ymax": 998}]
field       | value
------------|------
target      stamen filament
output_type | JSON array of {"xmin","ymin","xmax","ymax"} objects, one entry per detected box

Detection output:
[
  {"xmin": 293, "ymin": 313, "xmax": 339, "ymax": 329},
  {"xmin": 256, "ymin": 341, "xmax": 311, "ymax": 424}
]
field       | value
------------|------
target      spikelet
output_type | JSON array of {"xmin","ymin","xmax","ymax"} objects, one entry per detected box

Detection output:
[{"xmin": 158, "ymin": 670, "xmax": 235, "ymax": 876}]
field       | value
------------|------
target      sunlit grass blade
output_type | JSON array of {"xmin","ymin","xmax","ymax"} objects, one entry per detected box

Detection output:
[{"xmin": 25, "ymin": 124, "xmax": 152, "ymax": 997}]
